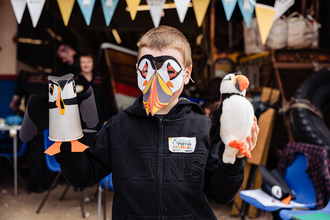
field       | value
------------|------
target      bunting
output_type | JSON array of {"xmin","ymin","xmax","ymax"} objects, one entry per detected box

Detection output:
[
  {"xmin": 126, "ymin": 0, "xmax": 141, "ymax": 20},
  {"xmin": 26, "ymin": 0, "xmax": 46, "ymax": 28},
  {"xmin": 101, "ymin": 0, "xmax": 119, "ymax": 26},
  {"xmin": 77, "ymin": 0, "xmax": 96, "ymax": 26},
  {"xmin": 10, "ymin": 0, "xmax": 26, "ymax": 24},
  {"xmin": 274, "ymin": 0, "xmax": 294, "ymax": 21},
  {"xmin": 57, "ymin": 0, "xmax": 75, "ymax": 26},
  {"xmin": 174, "ymin": 0, "xmax": 191, "ymax": 23},
  {"xmin": 147, "ymin": 0, "xmax": 166, "ymax": 27},
  {"xmin": 222, "ymin": 0, "xmax": 238, "ymax": 21},
  {"xmin": 255, "ymin": 3, "xmax": 277, "ymax": 44},
  {"xmin": 192, "ymin": 0, "xmax": 211, "ymax": 27},
  {"xmin": 238, "ymin": 0, "xmax": 256, "ymax": 28}
]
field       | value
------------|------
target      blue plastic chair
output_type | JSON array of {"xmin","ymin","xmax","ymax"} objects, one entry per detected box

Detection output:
[
  {"xmin": 239, "ymin": 154, "xmax": 316, "ymax": 214},
  {"xmin": 36, "ymin": 129, "xmax": 85, "ymax": 217},
  {"xmin": 279, "ymin": 199, "xmax": 330, "ymax": 220},
  {"xmin": 97, "ymin": 173, "xmax": 113, "ymax": 220}
]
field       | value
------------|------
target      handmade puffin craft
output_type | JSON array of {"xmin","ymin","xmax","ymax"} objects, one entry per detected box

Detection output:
[
  {"xmin": 20, "ymin": 73, "xmax": 99, "ymax": 155},
  {"xmin": 209, "ymin": 72, "xmax": 254, "ymax": 164}
]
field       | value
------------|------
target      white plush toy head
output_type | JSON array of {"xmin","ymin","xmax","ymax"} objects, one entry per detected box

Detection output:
[{"xmin": 220, "ymin": 73, "xmax": 249, "ymax": 96}]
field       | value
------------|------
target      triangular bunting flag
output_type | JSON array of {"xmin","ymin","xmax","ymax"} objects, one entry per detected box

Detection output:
[
  {"xmin": 222, "ymin": 0, "xmax": 238, "ymax": 21},
  {"xmin": 192, "ymin": 0, "xmax": 211, "ymax": 27},
  {"xmin": 77, "ymin": 0, "xmax": 96, "ymax": 26},
  {"xmin": 26, "ymin": 0, "xmax": 46, "ymax": 28},
  {"xmin": 57, "ymin": 0, "xmax": 75, "ymax": 26},
  {"xmin": 274, "ymin": 0, "xmax": 294, "ymax": 21},
  {"xmin": 238, "ymin": 0, "xmax": 256, "ymax": 28},
  {"xmin": 10, "ymin": 0, "xmax": 26, "ymax": 24},
  {"xmin": 147, "ymin": 0, "xmax": 165, "ymax": 27},
  {"xmin": 101, "ymin": 0, "xmax": 119, "ymax": 26},
  {"xmin": 174, "ymin": 0, "xmax": 191, "ymax": 23},
  {"xmin": 126, "ymin": 0, "xmax": 141, "ymax": 20},
  {"xmin": 255, "ymin": 3, "xmax": 277, "ymax": 44}
]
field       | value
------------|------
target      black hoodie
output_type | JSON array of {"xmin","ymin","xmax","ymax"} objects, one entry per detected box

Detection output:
[{"xmin": 55, "ymin": 95, "xmax": 245, "ymax": 220}]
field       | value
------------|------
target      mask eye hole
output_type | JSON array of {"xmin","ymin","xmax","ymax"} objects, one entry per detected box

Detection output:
[
  {"xmin": 142, "ymin": 63, "xmax": 148, "ymax": 78},
  {"xmin": 167, "ymin": 64, "xmax": 178, "ymax": 79},
  {"xmin": 49, "ymin": 85, "xmax": 54, "ymax": 95}
]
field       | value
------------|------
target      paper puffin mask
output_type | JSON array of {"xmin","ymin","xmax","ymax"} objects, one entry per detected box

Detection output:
[
  {"xmin": 20, "ymin": 73, "xmax": 99, "ymax": 155},
  {"xmin": 137, "ymin": 54, "xmax": 186, "ymax": 116}
]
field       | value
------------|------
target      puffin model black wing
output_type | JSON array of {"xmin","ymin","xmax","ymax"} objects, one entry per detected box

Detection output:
[
  {"xmin": 77, "ymin": 86, "xmax": 99, "ymax": 128},
  {"xmin": 20, "ymin": 94, "xmax": 49, "ymax": 143}
]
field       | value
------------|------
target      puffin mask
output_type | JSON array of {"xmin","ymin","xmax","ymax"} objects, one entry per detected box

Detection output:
[{"xmin": 137, "ymin": 54, "xmax": 185, "ymax": 116}]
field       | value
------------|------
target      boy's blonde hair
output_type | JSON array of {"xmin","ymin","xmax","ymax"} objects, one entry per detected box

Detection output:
[{"xmin": 138, "ymin": 25, "xmax": 192, "ymax": 69}]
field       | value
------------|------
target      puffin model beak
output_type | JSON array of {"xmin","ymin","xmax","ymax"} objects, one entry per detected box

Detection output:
[
  {"xmin": 234, "ymin": 75, "xmax": 249, "ymax": 91},
  {"xmin": 143, "ymin": 72, "xmax": 173, "ymax": 116},
  {"xmin": 56, "ymin": 86, "xmax": 65, "ymax": 115}
]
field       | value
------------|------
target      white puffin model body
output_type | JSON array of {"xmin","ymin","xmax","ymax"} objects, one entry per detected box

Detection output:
[{"xmin": 48, "ymin": 75, "xmax": 83, "ymax": 141}]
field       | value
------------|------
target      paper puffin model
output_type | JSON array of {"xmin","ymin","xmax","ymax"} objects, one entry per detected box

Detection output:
[
  {"xmin": 208, "ymin": 73, "xmax": 254, "ymax": 164},
  {"xmin": 20, "ymin": 73, "xmax": 99, "ymax": 155}
]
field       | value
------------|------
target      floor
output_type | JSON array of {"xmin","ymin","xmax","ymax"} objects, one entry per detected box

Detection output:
[{"xmin": 0, "ymin": 157, "xmax": 272, "ymax": 220}]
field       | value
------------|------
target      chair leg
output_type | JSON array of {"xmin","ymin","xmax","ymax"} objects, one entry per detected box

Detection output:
[
  {"xmin": 36, "ymin": 172, "xmax": 62, "ymax": 213},
  {"xmin": 77, "ymin": 188, "xmax": 85, "ymax": 218},
  {"xmin": 59, "ymin": 183, "xmax": 70, "ymax": 201}
]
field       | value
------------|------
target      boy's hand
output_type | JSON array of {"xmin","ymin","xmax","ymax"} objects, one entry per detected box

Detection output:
[{"xmin": 236, "ymin": 116, "xmax": 259, "ymax": 158}]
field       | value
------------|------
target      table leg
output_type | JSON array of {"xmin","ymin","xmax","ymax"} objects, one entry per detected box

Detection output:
[{"xmin": 10, "ymin": 128, "xmax": 18, "ymax": 197}]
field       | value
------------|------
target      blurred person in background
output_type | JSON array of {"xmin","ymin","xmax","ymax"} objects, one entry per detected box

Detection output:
[
  {"xmin": 74, "ymin": 52, "xmax": 110, "ymax": 132},
  {"xmin": 57, "ymin": 44, "xmax": 80, "ymax": 75}
]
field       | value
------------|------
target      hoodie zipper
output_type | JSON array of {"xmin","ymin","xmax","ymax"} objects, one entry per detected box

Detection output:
[{"xmin": 158, "ymin": 119, "xmax": 164, "ymax": 219}]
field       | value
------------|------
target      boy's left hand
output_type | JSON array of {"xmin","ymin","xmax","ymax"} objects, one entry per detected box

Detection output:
[{"xmin": 236, "ymin": 116, "xmax": 259, "ymax": 158}]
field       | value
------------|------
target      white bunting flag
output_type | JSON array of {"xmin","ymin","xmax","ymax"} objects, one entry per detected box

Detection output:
[
  {"xmin": 274, "ymin": 0, "xmax": 294, "ymax": 21},
  {"xmin": 174, "ymin": 0, "xmax": 191, "ymax": 23},
  {"xmin": 147, "ymin": 0, "xmax": 166, "ymax": 27},
  {"xmin": 26, "ymin": 0, "xmax": 46, "ymax": 28},
  {"xmin": 10, "ymin": 0, "xmax": 26, "ymax": 24}
]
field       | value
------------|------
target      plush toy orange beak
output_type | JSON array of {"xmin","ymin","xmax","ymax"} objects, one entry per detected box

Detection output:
[{"xmin": 233, "ymin": 75, "xmax": 249, "ymax": 91}]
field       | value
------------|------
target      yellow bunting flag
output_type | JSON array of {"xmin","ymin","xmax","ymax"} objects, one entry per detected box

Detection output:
[
  {"xmin": 126, "ymin": 0, "xmax": 141, "ymax": 20},
  {"xmin": 57, "ymin": 0, "xmax": 75, "ymax": 26},
  {"xmin": 255, "ymin": 3, "xmax": 277, "ymax": 44},
  {"xmin": 192, "ymin": 0, "xmax": 210, "ymax": 27},
  {"xmin": 255, "ymin": 3, "xmax": 276, "ymax": 44}
]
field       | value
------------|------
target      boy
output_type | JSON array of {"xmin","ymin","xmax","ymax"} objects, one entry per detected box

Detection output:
[{"xmin": 55, "ymin": 25, "xmax": 259, "ymax": 219}]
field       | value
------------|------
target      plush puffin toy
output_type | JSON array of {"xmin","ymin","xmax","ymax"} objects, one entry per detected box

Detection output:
[{"xmin": 208, "ymin": 73, "xmax": 254, "ymax": 164}]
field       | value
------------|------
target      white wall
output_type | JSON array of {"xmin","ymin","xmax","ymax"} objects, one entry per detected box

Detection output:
[{"xmin": 0, "ymin": 0, "xmax": 17, "ymax": 75}]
